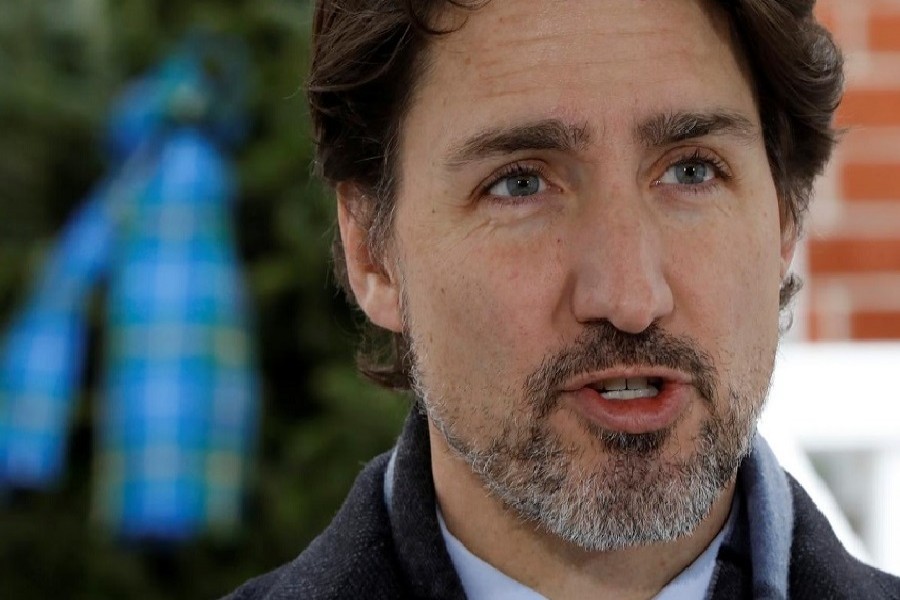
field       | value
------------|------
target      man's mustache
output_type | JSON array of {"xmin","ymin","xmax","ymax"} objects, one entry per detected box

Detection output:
[{"xmin": 524, "ymin": 321, "xmax": 719, "ymax": 417}]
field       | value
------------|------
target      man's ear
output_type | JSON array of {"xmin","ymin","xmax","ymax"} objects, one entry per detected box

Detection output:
[
  {"xmin": 780, "ymin": 216, "xmax": 799, "ymax": 280},
  {"xmin": 336, "ymin": 183, "xmax": 403, "ymax": 333}
]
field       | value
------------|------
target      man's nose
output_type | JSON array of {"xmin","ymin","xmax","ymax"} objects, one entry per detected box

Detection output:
[{"xmin": 569, "ymin": 196, "xmax": 674, "ymax": 334}]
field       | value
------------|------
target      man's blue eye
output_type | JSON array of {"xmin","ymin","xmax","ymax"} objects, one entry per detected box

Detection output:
[
  {"xmin": 659, "ymin": 161, "xmax": 716, "ymax": 185},
  {"xmin": 488, "ymin": 173, "xmax": 547, "ymax": 197}
]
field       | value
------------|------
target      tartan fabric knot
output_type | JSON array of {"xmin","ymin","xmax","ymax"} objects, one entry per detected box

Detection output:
[{"xmin": 0, "ymin": 40, "xmax": 259, "ymax": 541}]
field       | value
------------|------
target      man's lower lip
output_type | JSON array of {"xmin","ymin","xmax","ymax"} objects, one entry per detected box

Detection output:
[{"xmin": 567, "ymin": 383, "xmax": 691, "ymax": 434}]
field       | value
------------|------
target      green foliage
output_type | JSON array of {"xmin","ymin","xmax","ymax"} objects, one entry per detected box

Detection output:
[{"xmin": 0, "ymin": 1, "xmax": 409, "ymax": 597}]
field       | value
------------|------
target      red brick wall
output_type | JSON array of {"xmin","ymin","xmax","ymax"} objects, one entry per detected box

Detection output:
[{"xmin": 807, "ymin": 0, "xmax": 900, "ymax": 340}]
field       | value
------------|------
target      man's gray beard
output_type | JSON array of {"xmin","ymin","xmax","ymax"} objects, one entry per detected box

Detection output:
[{"xmin": 408, "ymin": 323, "xmax": 769, "ymax": 552}]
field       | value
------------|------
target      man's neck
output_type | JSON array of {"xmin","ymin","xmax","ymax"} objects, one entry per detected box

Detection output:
[{"xmin": 428, "ymin": 424, "xmax": 736, "ymax": 600}]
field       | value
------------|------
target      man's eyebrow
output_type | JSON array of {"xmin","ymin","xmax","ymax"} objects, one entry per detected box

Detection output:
[
  {"xmin": 444, "ymin": 119, "xmax": 593, "ymax": 169},
  {"xmin": 635, "ymin": 110, "xmax": 759, "ymax": 148}
]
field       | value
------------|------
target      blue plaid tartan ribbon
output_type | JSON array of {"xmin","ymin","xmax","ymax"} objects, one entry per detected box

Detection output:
[
  {"xmin": 0, "ymin": 188, "xmax": 114, "ymax": 487},
  {"xmin": 0, "ymin": 38, "xmax": 259, "ymax": 541}
]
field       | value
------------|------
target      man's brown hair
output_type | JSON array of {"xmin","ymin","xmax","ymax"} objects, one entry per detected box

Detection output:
[{"xmin": 307, "ymin": 0, "xmax": 844, "ymax": 390}]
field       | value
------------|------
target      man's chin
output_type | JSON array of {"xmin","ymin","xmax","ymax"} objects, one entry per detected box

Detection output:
[
  {"xmin": 473, "ymin": 417, "xmax": 742, "ymax": 553},
  {"xmin": 427, "ymin": 389, "xmax": 751, "ymax": 553}
]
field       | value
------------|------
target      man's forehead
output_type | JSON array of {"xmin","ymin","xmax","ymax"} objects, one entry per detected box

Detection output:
[
  {"xmin": 408, "ymin": 0, "xmax": 754, "ymax": 148},
  {"xmin": 430, "ymin": 0, "xmax": 735, "ymax": 75}
]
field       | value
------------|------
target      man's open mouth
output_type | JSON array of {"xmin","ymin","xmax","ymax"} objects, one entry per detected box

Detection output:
[{"xmin": 587, "ymin": 377, "xmax": 663, "ymax": 401}]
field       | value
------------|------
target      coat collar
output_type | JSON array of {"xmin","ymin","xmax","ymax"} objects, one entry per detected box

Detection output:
[{"xmin": 384, "ymin": 409, "xmax": 796, "ymax": 599}]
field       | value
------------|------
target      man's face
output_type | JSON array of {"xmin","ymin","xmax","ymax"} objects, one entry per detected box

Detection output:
[{"xmin": 351, "ymin": 0, "xmax": 793, "ymax": 549}]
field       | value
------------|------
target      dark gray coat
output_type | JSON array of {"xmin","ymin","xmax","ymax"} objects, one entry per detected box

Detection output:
[{"xmin": 224, "ymin": 411, "xmax": 900, "ymax": 600}]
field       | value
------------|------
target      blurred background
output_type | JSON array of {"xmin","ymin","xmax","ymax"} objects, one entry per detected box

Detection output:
[
  {"xmin": 763, "ymin": 0, "xmax": 900, "ymax": 578},
  {"xmin": 0, "ymin": 0, "xmax": 897, "ymax": 598},
  {"xmin": 0, "ymin": 2, "xmax": 408, "ymax": 598}
]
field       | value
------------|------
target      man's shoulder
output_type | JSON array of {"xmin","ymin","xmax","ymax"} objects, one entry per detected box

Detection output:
[
  {"xmin": 787, "ymin": 474, "xmax": 900, "ymax": 599},
  {"xmin": 221, "ymin": 452, "xmax": 407, "ymax": 600}
]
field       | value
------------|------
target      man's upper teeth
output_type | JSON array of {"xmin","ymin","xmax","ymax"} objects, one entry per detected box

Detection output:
[
  {"xmin": 594, "ymin": 377, "xmax": 660, "ymax": 400},
  {"xmin": 604, "ymin": 378, "xmax": 627, "ymax": 391},
  {"xmin": 598, "ymin": 377, "xmax": 655, "ymax": 391}
]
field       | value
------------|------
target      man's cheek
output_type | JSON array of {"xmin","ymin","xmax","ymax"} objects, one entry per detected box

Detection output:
[
  {"xmin": 420, "ymin": 272, "xmax": 548, "ymax": 377},
  {"xmin": 684, "ymin": 239, "xmax": 781, "ymax": 354},
  {"xmin": 441, "ymin": 277, "xmax": 534, "ymax": 344}
]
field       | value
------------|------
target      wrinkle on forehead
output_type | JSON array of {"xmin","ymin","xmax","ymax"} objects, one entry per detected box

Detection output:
[{"xmin": 430, "ymin": 0, "xmax": 738, "ymax": 99}]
